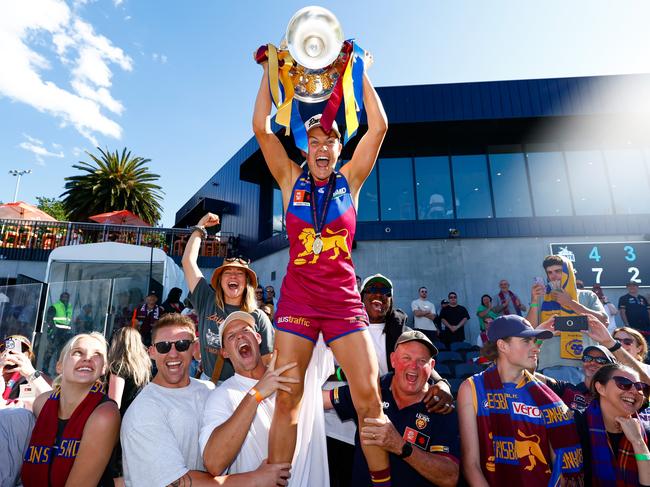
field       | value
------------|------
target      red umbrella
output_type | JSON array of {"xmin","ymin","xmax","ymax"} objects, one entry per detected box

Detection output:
[
  {"xmin": 88, "ymin": 210, "xmax": 151, "ymax": 227},
  {"xmin": 0, "ymin": 201, "xmax": 57, "ymax": 221}
]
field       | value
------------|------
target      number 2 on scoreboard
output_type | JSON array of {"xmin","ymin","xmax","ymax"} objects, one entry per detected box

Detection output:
[{"xmin": 629, "ymin": 267, "xmax": 641, "ymax": 284}]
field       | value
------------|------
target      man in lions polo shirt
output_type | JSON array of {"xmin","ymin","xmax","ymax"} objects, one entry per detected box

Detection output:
[{"xmin": 324, "ymin": 331, "xmax": 460, "ymax": 487}]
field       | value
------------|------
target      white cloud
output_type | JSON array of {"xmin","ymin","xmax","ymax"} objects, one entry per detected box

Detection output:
[
  {"xmin": 0, "ymin": 0, "xmax": 133, "ymax": 143},
  {"xmin": 72, "ymin": 146, "xmax": 84, "ymax": 156},
  {"xmin": 18, "ymin": 134, "xmax": 65, "ymax": 165},
  {"xmin": 113, "ymin": 0, "xmax": 124, "ymax": 6}
]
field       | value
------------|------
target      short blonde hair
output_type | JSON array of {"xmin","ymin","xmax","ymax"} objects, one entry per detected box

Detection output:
[{"xmin": 613, "ymin": 327, "xmax": 648, "ymax": 361}]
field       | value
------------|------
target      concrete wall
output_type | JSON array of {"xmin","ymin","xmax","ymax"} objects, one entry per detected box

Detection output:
[{"xmin": 249, "ymin": 235, "xmax": 644, "ymax": 344}]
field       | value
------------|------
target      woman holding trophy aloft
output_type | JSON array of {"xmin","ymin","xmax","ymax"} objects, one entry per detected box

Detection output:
[{"xmin": 253, "ymin": 7, "xmax": 392, "ymax": 485}]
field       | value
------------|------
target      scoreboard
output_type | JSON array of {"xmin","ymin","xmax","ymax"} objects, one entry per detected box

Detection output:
[{"xmin": 549, "ymin": 242, "xmax": 650, "ymax": 288}]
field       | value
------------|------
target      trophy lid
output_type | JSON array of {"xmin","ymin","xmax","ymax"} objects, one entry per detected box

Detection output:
[{"xmin": 285, "ymin": 6, "xmax": 344, "ymax": 70}]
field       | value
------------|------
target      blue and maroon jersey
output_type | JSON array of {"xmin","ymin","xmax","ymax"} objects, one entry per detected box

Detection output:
[{"xmin": 277, "ymin": 170, "xmax": 363, "ymax": 316}]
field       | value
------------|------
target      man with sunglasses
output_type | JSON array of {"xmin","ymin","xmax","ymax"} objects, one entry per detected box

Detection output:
[
  {"xmin": 540, "ymin": 344, "xmax": 616, "ymax": 411},
  {"xmin": 122, "ymin": 313, "xmax": 291, "ymax": 487},
  {"xmin": 439, "ymin": 292, "xmax": 470, "ymax": 347}
]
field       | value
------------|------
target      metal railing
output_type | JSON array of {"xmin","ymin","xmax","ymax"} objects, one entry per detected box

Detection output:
[{"xmin": 0, "ymin": 219, "xmax": 237, "ymax": 259}]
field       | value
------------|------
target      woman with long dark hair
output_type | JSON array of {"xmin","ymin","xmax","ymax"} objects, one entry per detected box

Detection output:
[{"xmin": 575, "ymin": 363, "xmax": 650, "ymax": 486}]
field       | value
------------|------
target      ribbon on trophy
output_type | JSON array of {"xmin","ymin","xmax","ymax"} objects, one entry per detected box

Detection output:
[{"xmin": 259, "ymin": 40, "xmax": 368, "ymax": 152}]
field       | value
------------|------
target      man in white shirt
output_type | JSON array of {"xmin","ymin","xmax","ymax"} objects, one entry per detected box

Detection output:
[
  {"xmin": 411, "ymin": 286, "xmax": 438, "ymax": 343},
  {"xmin": 121, "ymin": 313, "xmax": 290, "ymax": 487},
  {"xmin": 201, "ymin": 311, "xmax": 331, "ymax": 486}
]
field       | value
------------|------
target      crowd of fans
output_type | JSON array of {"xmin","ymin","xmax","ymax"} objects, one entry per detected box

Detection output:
[{"xmin": 2, "ymin": 250, "xmax": 650, "ymax": 486}]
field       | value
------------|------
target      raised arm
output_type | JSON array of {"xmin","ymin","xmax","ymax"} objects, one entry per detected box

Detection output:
[
  {"xmin": 252, "ymin": 62, "xmax": 301, "ymax": 197},
  {"xmin": 340, "ymin": 74, "xmax": 388, "ymax": 202},
  {"xmin": 181, "ymin": 213, "xmax": 219, "ymax": 293}
]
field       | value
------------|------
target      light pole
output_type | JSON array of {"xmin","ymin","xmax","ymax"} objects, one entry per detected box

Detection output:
[{"xmin": 8, "ymin": 169, "xmax": 32, "ymax": 202}]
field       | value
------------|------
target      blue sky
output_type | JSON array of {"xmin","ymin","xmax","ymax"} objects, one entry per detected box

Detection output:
[{"xmin": 1, "ymin": 0, "xmax": 649, "ymax": 226}]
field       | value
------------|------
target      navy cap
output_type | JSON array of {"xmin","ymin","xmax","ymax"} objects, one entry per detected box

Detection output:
[
  {"xmin": 395, "ymin": 330, "xmax": 438, "ymax": 358},
  {"xmin": 487, "ymin": 314, "xmax": 553, "ymax": 342}
]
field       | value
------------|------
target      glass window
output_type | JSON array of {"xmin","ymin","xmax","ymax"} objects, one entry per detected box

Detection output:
[
  {"xmin": 488, "ymin": 151, "xmax": 533, "ymax": 217},
  {"xmin": 378, "ymin": 158, "xmax": 415, "ymax": 221},
  {"xmin": 414, "ymin": 156, "xmax": 454, "ymax": 219},
  {"xmin": 357, "ymin": 166, "xmax": 379, "ymax": 222},
  {"xmin": 525, "ymin": 147, "xmax": 573, "ymax": 216},
  {"xmin": 603, "ymin": 150, "xmax": 650, "ymax": 214},
  {"xmin": 272, "ymin": 188, "xmax": 284, "ymax": 234},
  {"xmin": 564, "ymin": 150, "xmax": 612, "ymax": 215},
  {"xmin": 451, "ymin": 155, "xmax": 493, "ymax": 219}
]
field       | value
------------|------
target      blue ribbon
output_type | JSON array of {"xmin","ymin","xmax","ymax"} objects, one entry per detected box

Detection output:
[
  {"xmin": 344, "ymin": 41, "xmax": 366, "ymax": 144},
  {"xmin": 290, "ymin": 99, "xmax": 307, "ymax": 152}
]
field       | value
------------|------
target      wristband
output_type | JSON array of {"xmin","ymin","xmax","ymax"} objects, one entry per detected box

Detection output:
[
  {"xmin": 529, "ymin": 303, "xmax": 539, "ymax": 308},
  {"xmin": 336, "ymin": 367, "xmax": 346, "ymax": 382},
  {"xmin": 248, "ymin": 387, "xmax": 264, "ymax": 404},
  {"xmin": 636, "ymin": 453, "xmax": 650, "ymax": 461},
  {"xmin": 608, "ymin": 340, "xmax": 622, "ymax": 353},
  {"xmin": 189, "ymin": 225, "xmax": 208, "ymax": 239}
]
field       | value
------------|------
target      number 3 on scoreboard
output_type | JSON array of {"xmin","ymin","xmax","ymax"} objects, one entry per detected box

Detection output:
[{"xmin": 592, "ymin": 267, "xmax": 603, "ymax": 284}]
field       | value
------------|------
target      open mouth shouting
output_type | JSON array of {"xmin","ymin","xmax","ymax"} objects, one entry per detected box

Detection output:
[
  {"xmin": 405, "ymin": 371, "xmax": 419, "ymax": 385},
  {"xmin": 165, "ymin": 359, "xmax": 184, "ymax": 373},
  {"xmin": 237, "ymin": 340, "xmax": 253, "ymax": 360}
]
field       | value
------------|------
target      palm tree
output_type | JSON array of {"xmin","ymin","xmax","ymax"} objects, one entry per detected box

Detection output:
[{"xmin": 61, "ymin": 147, "xmax": 164, "ymax": 225}]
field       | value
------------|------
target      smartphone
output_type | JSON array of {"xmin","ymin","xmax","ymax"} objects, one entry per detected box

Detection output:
[
  {"xmin": 4, "ymin": 338, "xmax": 16, "ymax": 352},
  {"xmin": 554, "ymin": 315, "xmax": 588, "ymax": 332},
  {"xmin": 533, "ymin": 277, "xmax": 545, "ymax": 287}
]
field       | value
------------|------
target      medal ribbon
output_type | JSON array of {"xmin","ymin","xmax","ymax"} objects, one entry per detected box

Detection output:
[{"xmin": 309, "ymin": 172, "xmax": 337, "ymax": 239}]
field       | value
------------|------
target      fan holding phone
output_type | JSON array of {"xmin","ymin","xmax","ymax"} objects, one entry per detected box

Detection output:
[{"xmin": 525, "ymin": 255, "xmax": 610, "ymax": 383}]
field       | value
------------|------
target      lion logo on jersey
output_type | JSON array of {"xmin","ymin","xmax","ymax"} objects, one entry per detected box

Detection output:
[
  {"xmin": 515, "ymin": 430, "xmax": 550, "ymax": 473},
  {"xmin": 294, "ymin": 227, "xmax": 351, "ymax": 265}
]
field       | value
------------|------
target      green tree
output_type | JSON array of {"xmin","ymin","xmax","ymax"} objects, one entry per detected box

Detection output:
[
  {"xmin": 36, "ymin": 196, "xmax": 69, "ymax": 221},
  {"xmin": 61, "ymin": 147, "xmax": 164, "ymax": 225}
]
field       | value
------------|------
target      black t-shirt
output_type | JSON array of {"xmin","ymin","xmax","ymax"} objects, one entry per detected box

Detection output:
[
  {"xmin": 439, "ymin": 305, "xmax": 470, "ymax": 327},
  {"xmin": 331, "ymin": 373, "xmax": 460, "ymax": 486},
  {"xmin": 618, "ymin": 293, "xmax": 650, "ymax": 329},
  {"xmin": 545, "ymin": 380, "xmax": 593, "ymax": 412}
]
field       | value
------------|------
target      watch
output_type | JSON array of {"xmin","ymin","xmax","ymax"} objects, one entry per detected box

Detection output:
[
  {"xmin": 28, "ymin": 370, "xmax": 41, "ymax": 381},
  {"xmin": 607, "ymin": 340, "xmax": 622, "ymax": 353},
  {"xmin": 398, "ymin": 441, "xmax": 413, "ymax": 459}
]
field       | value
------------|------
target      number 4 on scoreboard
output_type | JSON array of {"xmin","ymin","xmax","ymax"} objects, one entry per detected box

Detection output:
[{"xmin": 589, "ymin": 246, "xmax": 601, "ymax": 263}]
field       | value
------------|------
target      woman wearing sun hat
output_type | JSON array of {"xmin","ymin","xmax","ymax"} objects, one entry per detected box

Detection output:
[{"xmin": 182, "ymin": 219, "xmax": 273, "ymax": 383}]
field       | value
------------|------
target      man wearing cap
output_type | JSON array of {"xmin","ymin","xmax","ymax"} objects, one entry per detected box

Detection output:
[
  {"xmin": 324, "ymin": 330, "xmax": 460, "ymax": 487},
  {"xmin": 458, "ymin": 315, "xmax": 583, "ymax": 486},
  {"xmin": 254, "ymin": 54, "xmax": 394, "ymax": 483},
  {"xmin": 182, "ymin": 234, "xmax": 274, "ymax": 383},
  {"xmin": 133, "ymin": 290, "xmax": 164, "ymax": 347},
  {"xmin": 200, "ymin": 311, "xmax": 330, "ymax": 485},
  {"xmin": 359, "ymin": 274, "xmax": 453, "ymax": 412}
]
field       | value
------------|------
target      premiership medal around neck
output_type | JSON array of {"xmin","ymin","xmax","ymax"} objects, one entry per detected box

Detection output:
[{"xmin": 312, "ymin": 234, "xmax": 324, "ymax": 255}]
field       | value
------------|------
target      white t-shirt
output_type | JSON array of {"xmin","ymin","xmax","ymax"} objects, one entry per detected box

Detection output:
[
  {"xmin": 367, "ymin": 323, "xmax": 388, "ymax": 376},
  {"xmin": 122, "ymin": 378, "xmax": 215, "ymax": 487},
  {"xmin": 201, "ymin": 339, "xmax": 333, "ymax": 487},
  {"xmin": 411, "ymin": 298, "xmax": 437, "ymax": 331}
]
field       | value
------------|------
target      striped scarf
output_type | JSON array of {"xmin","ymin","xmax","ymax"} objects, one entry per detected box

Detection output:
[
  {"xmin": 587, "ymin": 399, "xmax": 644, "ymax": 487},
  {"xmin": 471, "ymin": 365, "xmax": 583, "ymax": 486},
  {"xmin": 22, "ymin": 381, "xmax": 106, "ymax": 487}
]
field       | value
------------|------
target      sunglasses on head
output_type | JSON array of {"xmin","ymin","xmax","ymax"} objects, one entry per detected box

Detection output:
[
  {"xmin": 617, "ymin": 338, "xmax": 636, "ymax": 346},
  {"xmin": 611, "ymin": 376, "xmax": 650, "ymax": 395},
  {"xmin": 365, "ymin": 286, "xmax": 391, "ymax": 296},
  {"xmin": 153, "ymin": 339, "xmax": 194, "ymax": 354},
  {"xmin": 582, "ymin": 355, "xmax": 609, "ymax": 365},
  {"xmin": 225, "ymin": 257, "xmax": 250, "ymax": 265}
]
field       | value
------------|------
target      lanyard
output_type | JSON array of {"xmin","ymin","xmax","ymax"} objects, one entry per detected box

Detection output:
[{"xmin": 309, "ymin": 172, "xmax": 337, "ymax": 238}]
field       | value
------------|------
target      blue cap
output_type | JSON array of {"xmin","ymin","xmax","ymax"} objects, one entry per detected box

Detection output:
[{"xmin": 487, "ymin": 314, "xmax": 553, "ymax": 342}]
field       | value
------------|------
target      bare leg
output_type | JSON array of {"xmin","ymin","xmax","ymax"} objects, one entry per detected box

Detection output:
[
  {"xmin": 268, "ymin": 330, "xmax": 314, "ymax": 463},
  {"xmin": 329, "ymin": 330, "xmax": 389, "ymax": 473}
]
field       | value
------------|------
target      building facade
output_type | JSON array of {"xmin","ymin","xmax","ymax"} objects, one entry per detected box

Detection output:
[{"xmin": 176, "ymin": 74, "xmax": 650, "ymax": 342}]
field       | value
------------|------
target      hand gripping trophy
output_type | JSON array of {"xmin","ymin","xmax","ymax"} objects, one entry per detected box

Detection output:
[{"xmin": 253, "ymin": 6, "xmax": 393, "ymax": 485}]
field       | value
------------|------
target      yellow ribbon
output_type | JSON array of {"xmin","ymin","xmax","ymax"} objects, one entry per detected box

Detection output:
[
  {"xmin": 342, "ymin": 53, "xmax": 358, "ymax": 140},
  {"xmin": 276, "ymin": 52, "xmax": 295, "ymax": 135},
  {"xmin": 267, "ymin": 44, "xmax": 281, "ymax": 108}
]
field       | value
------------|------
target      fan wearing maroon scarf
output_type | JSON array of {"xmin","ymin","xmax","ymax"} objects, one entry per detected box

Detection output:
[{"xmin": 22, "ymin": 332, "xmax": 120, "ymax": 487}]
